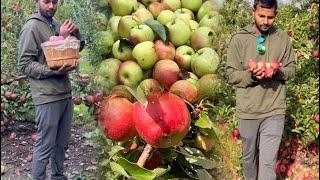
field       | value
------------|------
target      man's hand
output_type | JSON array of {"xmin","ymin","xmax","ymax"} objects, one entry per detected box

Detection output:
[
  {"xmin": 250, "ymin": 66, "xmax": 265, "ymax": 80},
  {"xmin": 52, "ymin": 59, "xmax": 79, "ymax": 75},
  {"xmin": 62, "ymin": 20, "xmax": 80, "ymax": 39}
]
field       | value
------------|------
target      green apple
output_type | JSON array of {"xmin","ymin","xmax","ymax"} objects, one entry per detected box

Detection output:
[
  {"xmin": 191, "ymin": 47, "xmax": 220, "ymax": 77},
  {"xmin": 157, "ymin": 10, "xmax": 176, "ymax": 25},
  {"xmin": 137, "ymin": 2, "xmax": 146, "ymax": 9},
  {"xmin": 162, "ymin": 0, "xmax": 181, "ymax": 11},
  {"xmin": 95, "ymin": 58, "xmax": 121, "ymax": 93},
  {"xmin": 197, "ymin": 73, "xmax": 225, "ymax": 101},
  {"xmin": 137, "ymin": 78, "xmax": 163, "ymax": 96},
  {"xmin": 166, "ymin": 18, "xmax": 191, "ymax": 46},
  {"xmin": 132, "ymin": 8, "xmax": 154, "ymax": 22},
  {"xmin": 118, "ymin": 61, "xmax": 144, "ymax": 87},
  {"xmin": 190, "ymin": 26, "xmax": 215, "ymax": 50},
  {"xmin": 118, "ymin": 15, "xmax": 140, "ymax": 39},
  {"xmin": 199, "ymin": 11, "xmax": 224, "ymax": 34},
  {"xmin": 188, "ymin": 20, "xmax": 199, "ymax": 32},
  {"xmin": 107, "ymin": 16, "xmax": 121, "ymax": 40},
  {"xmin": 181, "ymin": 0, "xmax": 202, "ymax": 12},
  {"xmin": 112, "ymin": 40, "xmax": 133, "ymax": 61},
  {"xmin": 93, "ymin": 30, "xmax": 114, "ymax": 56},
  {"xmin": 110, "ymin": 0, "xmax": 138, "ymax": 16},
  {"xmin": 184, "ymin": 72, "xmax": 199, "ymax": 86},
  {"xmin": 197, "ymin": 1, "xmax": 214, "ymax": 21},
  {"xmin": 174, "ymin": 45, "xmax": 195, "ymax": 70},
  {"xmin": 95, "ymin": 12, "xmax": 109, "ymax": 30},
  {"xmin": 147, "ymin": 2, "xmax": 165, "ymax": 18},
  {"xmin": 174, "ymin": 8, "xmax": 194, "ymax": 20},
  {"xmin": 132, "ymin": 41, "xmax": 158, "ymax": 70},
  {"xmin": 98, "ymin": 0, "xmax": 109, "ymax": 8},
  {"xmin": 129, "ymin": 24, "xmax": 154, "ymax": 45}
]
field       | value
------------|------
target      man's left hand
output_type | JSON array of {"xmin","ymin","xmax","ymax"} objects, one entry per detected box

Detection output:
[{"xmin": 62, "ymin": 20, "xmax": 80, "ymax": 39}]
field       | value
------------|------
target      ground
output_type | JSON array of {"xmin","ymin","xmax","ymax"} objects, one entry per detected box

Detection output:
[{"xmin": 1, "ymin": 120, "xmax": 99, "ymax": 180}]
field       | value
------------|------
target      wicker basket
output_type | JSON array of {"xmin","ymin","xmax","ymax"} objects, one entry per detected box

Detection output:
[{"xmin": 41, "ymin": 39, "xmax": 80, "ymax": 69}]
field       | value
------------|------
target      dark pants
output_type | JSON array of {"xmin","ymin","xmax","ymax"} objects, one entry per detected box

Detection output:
[
  {"xmin": 32, "ymin": 98, "xmax": 73, "ymax": 180},
  {"xmin": 239, "ymin": 115, "xmax": 285, "ymax": 180}
]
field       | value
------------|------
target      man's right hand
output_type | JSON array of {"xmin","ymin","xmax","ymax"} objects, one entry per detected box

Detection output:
[
  {"xmin": 52, "ymin": 59, "xmax": 79, "ymax": 75},
  {"xmin": 250, "ymin": 66, "xmax": 265, "ymax": 80}
]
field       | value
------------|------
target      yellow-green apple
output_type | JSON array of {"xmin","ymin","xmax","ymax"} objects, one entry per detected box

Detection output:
[
  {"xmin": 197, "ymin": 1, "xmax": 214, "ymax": 21},
  {"xmin": 166, "ymin": 18, "xmax": 191, "ymax": 46},
  {"xmin": 154, "ymin": 40, "xmax": 175, "ymax": 60},
  {"xmin": 169, "ymin": 79, "xmax": 198, "ymax": 103},
  {"xmin": 132, "ymin": 41, "xmax": 158, "ymax": 70},
  {"xmin": 107, "ymin": 16, "xmax": 121, "ymax": 40},
  {"xmin": 157, "ymin": 10, "xmax": 176, "ymax": 25},
  {"xmin": 184, "ymin": 72, "xmax": 199, "ymax": 86},
  {"xmin": 118, "ymin": 61, "xmax": 144, "ymax": 87},
  {"xmin": 195, "ymin": 133, "xmax": 214, "ymax": 152},
  {"xmin": 110, "ymin": 0, "xmax": 138, "ymax": 16},
  {"xmin": 181, "ymin": 0, "xmax": 202, "ymax": 12},
  {"xmin": 191, "ymin": 47, "xmax": 220, "ymax": 77},
  {"xmin": 188, "ymin": 20, "xmax": 199, "ymax": 32},
  {"xmin": 118, "ymin": 15, "xmax": 140, "ymax": 39},
  {"xmin": 148, "ymin": 2, "xmax": 166, "ymax": 18},
  {"xmin": 174, "ymin": 8, "xmax": 194, "ymax": 20},
  {"xmin": 93, "ymin": 30, "xmax": 114, "ymax": 56},
  {"xmin": 98, "ymin": 0, "xmax": 109, "ymax": 8},
  {"xmin": 196, "ymin": 74, "xmax": 225, "ymax": 101},
  {"xmin": 112, "ymin": 40, "xmax": 133, "ymax": 61},
  {"xmin": 162, "ymin": 0, "xmax": 181, "ymax": 11},
  {"xmin": 132, "ymin": 8, "xmax": 154, "ymax": 22},
  {"xmin": 137, "ymin": 78, "xmax": 163, "ymax": 96},
  {"xmin": 110, "ymin": 85, "xmax": 135, "ymax": 102},
  {"xmin": 190, "ymin": 26, "xmax": 215, "ymax": 50},
  {"xmin": 140, "ymin": 0, "xmax": 160, "ymax": 6},
  {"xmin": 153, "ymin": 60, "xmax": 180, "ymax": 89},
  {"xmin": 174, "ymin": 45, "xmax": 195, "ymax": 70},
  {"xmin": 129, "ymin": 24, "xmax": 155, "ymax": 45},
  {"xmin": 94, "ymin": 58, "xmax": 121, "ymax": 93},
  {"xmin": 95, "ymin": 12, "xmax": 109, "ymax": 30},
  {"xmin": 137, "ymin": 2, "xmax": 146, "ymax": 9},
  {"xmin": 199, "ymin": 11, "xmax": 223, "ymax": 34}
]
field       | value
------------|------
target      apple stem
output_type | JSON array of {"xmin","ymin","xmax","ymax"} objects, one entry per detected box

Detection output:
[{"xmin": 137, "ymin": 144, "xmax": 153, "ymax": 167}]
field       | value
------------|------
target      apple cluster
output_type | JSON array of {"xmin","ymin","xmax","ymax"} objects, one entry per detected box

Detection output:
[
  {"xmin": 93, "ymin": 0, "xmax": 229, "ymax": 152},
  {"xmin": 95, "ymin": 0, "xmax": 225, "ymax": 105},
  {"xmin": 247, "ymin": 59, "xmax": 282, "ymax": 78}
]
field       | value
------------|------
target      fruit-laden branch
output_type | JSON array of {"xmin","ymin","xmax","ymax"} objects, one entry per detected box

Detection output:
[
  {"xmin": 1, "ymin": 75, "xmax": 27, "ymax": 85},
  {"xmin": 137, "ymin": 144, "xmax": 153, "ymax": 167}
]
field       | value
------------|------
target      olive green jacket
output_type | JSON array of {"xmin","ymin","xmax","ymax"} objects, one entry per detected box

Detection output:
[
  {"xmin": 226, "ymin": 24, "xmax": 296, "ymax": 119},
  {"xmin": 18, "ymin": 13, "xmax": 84, "ymax": 105}
]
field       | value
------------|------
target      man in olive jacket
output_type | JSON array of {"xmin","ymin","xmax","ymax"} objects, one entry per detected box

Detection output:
[
  {"xmin": 18, "ymin": 0, "xmax": 84, "ymax": 179},
  {"xmin": 227, "ymin": 0, "xmax": 295, "ymax": 179}
]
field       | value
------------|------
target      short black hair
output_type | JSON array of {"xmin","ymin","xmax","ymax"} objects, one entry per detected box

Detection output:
[{"xmin": 254, "ymin": 0, "xmax": 278, "ymax": 10}]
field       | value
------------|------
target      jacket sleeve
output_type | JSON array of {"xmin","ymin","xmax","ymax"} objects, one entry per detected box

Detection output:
[
  {"xmin": 275, "ymin": 35, "xmax": 296, "ymax": 81},
  {"xmin": 226, "ymin": 36, "xmax": 258, "ymax": 88},
  {"xmin": 18, "ymin": 27, "xmax": 53, "ymax": 79}
]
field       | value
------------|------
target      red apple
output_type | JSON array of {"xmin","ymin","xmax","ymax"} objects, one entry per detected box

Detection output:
[{"xmin": 154, "ymin": 40, "xmax": 175, "ymax": 60}]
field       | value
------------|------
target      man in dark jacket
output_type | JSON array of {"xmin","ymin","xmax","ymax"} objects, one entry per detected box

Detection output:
[
  {"xmin": 227, "ymin": 0, "xmax": 296, "ymax": 179},
  {"xmin": 18, "ymin": 0, "xmax": 85, "ymax": 179}
]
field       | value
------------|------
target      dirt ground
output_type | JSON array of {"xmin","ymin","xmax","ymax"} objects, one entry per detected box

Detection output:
[{"xmin": 1, "ymin": 120, "xmax": 99, "ymax": 180}]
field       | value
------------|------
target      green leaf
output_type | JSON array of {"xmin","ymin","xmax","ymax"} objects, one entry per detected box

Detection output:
[
  {"xmin": 195, "ymin": 112, "xmax": 213, "ymax": 129},
  {"xmin": 116, "ymin": 157, "xmax": 155, "ymax": 180},
  {"xmin": 196, "ymin": 169, "xmax": 214, "ymax": 180},
  {"xmin": 110, "ymin": 162, "xmax": 130, "ymax": 178},
  {"xmin": 152, "ymin": 167, "xmax": 171, "ymax": 177},
  {"xmin": 144, "ymin": 19, "xmax": 168, "ymax": 42},
  {"xmin": 178, "ymin": 147, "xmax": 216, "ymax": 169},
  {"xmin": 125, "ymin": 86, "xmax": 148, "ymax": 108}
]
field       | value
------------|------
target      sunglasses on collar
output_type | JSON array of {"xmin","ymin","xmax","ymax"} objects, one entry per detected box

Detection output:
[{"xmin": 256, "ymin": 35, "xmax": 266, "ymax": 54}]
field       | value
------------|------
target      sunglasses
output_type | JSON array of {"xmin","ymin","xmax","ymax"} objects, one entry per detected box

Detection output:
[{"xmin": 256, "ymin": 35, "xmax": 266, "ymax": 54}]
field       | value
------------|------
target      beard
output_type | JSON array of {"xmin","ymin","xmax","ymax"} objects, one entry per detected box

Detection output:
[
  {"xmin": 38, "ymin": 6, "xmax": 56, "ymax": 19},
  {"xmin": 255, "ymin": 21, "xmax": 272, "ymax": 33}
]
